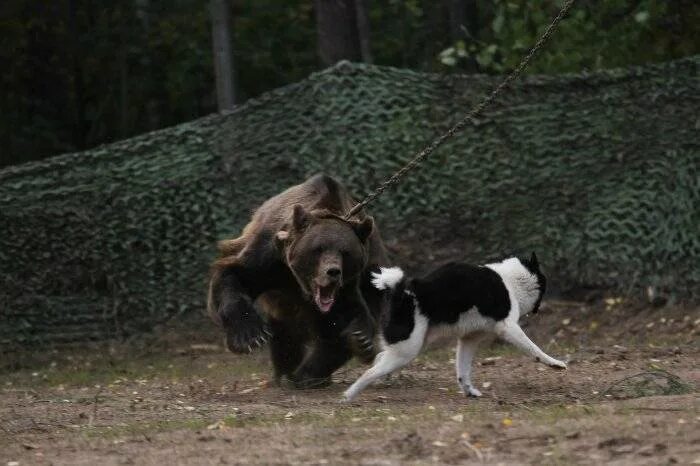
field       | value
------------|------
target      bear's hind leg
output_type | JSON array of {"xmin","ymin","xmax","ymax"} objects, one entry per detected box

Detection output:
[
  {"xmin": 269, "ymin": 319, "xmax": 306, "ymax": 384},
  {"xmin": 291, "ymin": 338, "xmax": 352, "ymax": 389}
]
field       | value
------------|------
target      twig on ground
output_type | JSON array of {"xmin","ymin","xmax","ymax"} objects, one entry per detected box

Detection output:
[
  {"xmin": 88, "ymin": 386, "xmax": 104, "ymax": 427},
  {"xmin": 625, "ymin": 407, "xmax": 684, "ymax": 412},
  {"xmin": 462, "ymin": 439, "xmax": 484, "ymax": 460}
]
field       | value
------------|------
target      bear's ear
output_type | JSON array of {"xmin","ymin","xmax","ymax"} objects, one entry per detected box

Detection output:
[
  {"xmin": 292, "ymin": 204, "xmax": 310, "ymax": 231},
  {"xmin": 275, "ymin": 229, "xmax": 290, "ymax": 252},
  {"xmin": 352, "ymin": 216, "xmax": 374, "ymax": 243}
]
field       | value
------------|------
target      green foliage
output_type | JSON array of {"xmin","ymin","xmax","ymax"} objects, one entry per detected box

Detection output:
[
  {"xmin": 0, "ymin": 0, "xmax": 215, "ymax": 167},
  {"xmin": 438, "ymin": 0, "xmax": 700, "ymax": 73},
  {"xmin": 3, "ymin": 1, "xmax": 698, "ymax": 168},
  {"xmin": 1, "ymin": 57, "xmax": 698, "ymax": 347}
]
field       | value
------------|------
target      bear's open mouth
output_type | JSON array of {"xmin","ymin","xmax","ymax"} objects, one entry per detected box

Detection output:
[{"xmin": 314, "ymin": 283, "xmax": 338, "ymax": 313}]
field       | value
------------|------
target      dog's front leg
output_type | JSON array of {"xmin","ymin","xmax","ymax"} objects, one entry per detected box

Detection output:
[
  {"xmin": 456, "ymin": 333, "xmax": 490, "ymax": 397},
  {"xmin": 343, "ymin": 346, "xmax": 416, "ymax": 401},
  {"xmin": 495, "ymin": 321, "xmax": 567, "ymax": 369}
]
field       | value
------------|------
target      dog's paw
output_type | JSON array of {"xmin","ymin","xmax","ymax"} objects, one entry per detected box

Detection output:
[
  {"xmin": 467, "ymin": 386, "xmax": 482, "ymax": 397},
  {"xmin": 459, "ymin": 383, "xmax": 482, "ymax": 397},
  {"xmin": 342, "ymin": 390, "xmax": 357, "ymax": 402},
  {"xmin": 549, "ymin": 359, "xmax": 568, "ymax": 370}
]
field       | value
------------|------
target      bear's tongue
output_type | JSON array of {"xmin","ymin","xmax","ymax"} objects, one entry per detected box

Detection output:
[{"xmin": 315, "ymin": 284, "xmax": 336, "ymax": 313}]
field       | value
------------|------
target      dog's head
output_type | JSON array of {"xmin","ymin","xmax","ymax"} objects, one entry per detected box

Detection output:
[{"xmin": 519, "ymin": 252, "xmax": 547, "ymax": 314}]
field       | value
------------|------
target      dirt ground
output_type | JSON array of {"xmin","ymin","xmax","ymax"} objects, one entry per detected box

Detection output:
[{"xmin": 1, "ymin": 298, "xmax": 698, "ymax": 465}]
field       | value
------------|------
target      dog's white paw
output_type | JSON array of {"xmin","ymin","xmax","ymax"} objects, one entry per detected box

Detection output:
[
  {"xmin": 467, "ymin": 386, "xmax": 482, "ymax": 397},
  {"xmin": 342, "ymin": 390, "xmax": 356, "ymax": 402},
  {"xmin": 549, "ymin": 359, "xmax": 567, "ymax": 370},
  {"xmin": 460, "ymin": 384, "xmax": 481, "ymax": 397}
]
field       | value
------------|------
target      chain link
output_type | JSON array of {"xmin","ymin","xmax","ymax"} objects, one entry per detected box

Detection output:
[{"xmin": 345, "ymin": 0, "xmax": 576, "ymax": 219}]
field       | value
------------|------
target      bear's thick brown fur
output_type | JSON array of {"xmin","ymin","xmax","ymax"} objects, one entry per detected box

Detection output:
[{"xmin": 208, "ymin": 174, "xmax": 388, "ymax": 388}]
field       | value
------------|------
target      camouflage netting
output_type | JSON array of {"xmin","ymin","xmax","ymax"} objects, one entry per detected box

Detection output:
[{"xmin": 1, "ymin": 56, "xmax": 698, "ymax": 348}]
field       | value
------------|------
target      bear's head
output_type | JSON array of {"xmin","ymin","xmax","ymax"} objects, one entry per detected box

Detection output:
[{"xmin": 276, "ymin": 205, "xmax": 374, "ymax": 313}]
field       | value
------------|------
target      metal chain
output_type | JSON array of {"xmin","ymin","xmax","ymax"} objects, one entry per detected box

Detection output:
[{"xmin": 345, "ymin": 0, "xmax": 576, "ymax": 219}]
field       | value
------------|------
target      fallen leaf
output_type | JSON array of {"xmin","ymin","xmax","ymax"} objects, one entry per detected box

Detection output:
[
  {"xmin": 432, "ymin": 441, "xmax": 447, "ymax": 447},
  {"xmin": 502, "ymin": 418, "xmax": 513, "ymax": 427},
  {"xmin": 481, "ymin": 356, "xmax": 502, "ymax": 366},
  {"xmin": 451, "ymin": 414, "xmax": 463, "ymax": 422},
  {"xmin": 189, "ymin": 344, "xmax": 221, "ymax": 352},
  {"xmin": 207, "ymin": 420, "xmax": 227, "ymax": 430}
]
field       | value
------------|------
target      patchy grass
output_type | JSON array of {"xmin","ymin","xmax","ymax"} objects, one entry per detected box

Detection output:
[
  {"xmin": 1, "ymin": 300, "xmax": 698, "ymax": 465},
  {"xmin": 84, "ymin": 418, "xmax": 212, "ymax": 440}
]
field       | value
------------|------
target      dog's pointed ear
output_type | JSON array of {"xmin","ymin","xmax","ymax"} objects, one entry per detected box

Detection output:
[
  {"xmin": 529, "ymin": 251, "xmax": 539, "ymax": 269},
  {"xmin": 352, "ymin": 216, "xmax": 374, "ymax": 243},
  {"xmin": 292, "ymin": 204, "xmax": 310, "ymax": 231},
  {"xmin": 408, "ymin": 278, "xmax": 422, "ymax": 295}
]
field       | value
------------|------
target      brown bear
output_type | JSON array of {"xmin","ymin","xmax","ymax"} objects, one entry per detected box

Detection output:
[{"xmin": 208, "ymin": 174, "xmax": 389, "ymax": 388}]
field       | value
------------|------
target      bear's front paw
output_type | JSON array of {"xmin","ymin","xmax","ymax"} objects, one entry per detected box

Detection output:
[
  {"xmin": 221, "ymin": 297, "xmax": 269, "ymax": 354},
  {"xmin": 345, "ymin": 318, "xmax": 376, "ymax": 363},
  {"xmin": 350, "ymin": 330, "xmax": 375, "ymax": 361}
]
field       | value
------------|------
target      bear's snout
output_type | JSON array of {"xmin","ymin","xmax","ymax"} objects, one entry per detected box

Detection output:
[{"xmin": 317, "ymin": 252, "xmax": 343, "ymax": 284}]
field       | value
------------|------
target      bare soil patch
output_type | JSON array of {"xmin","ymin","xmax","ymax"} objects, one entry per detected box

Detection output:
[{"xmin": 1, "ymin": 298, "xmax": 698, "ymax": 465}]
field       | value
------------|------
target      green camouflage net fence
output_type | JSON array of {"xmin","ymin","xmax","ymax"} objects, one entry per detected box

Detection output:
[{"xmin": 1, "ymin": 56, "xmax": 698, "ymax": 348}]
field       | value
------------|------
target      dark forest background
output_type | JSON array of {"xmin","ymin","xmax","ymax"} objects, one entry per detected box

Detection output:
[{"xmin": 2, "ymin": 0, "xmax": 698, "ymax": 168}]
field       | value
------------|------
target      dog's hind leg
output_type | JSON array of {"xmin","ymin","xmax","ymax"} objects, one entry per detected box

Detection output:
[
  {"xmin": 495, "ymin": 321, "xmax": 567, "ymax": 369},
  {"xmin": 456, "ymin": 333, "xmax": 490, "ymax": 397}
]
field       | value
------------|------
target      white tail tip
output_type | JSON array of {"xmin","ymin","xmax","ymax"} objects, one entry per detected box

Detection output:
[{"xmin": 371, "ymin": 267, "xmax": 405, "ymax": 290}]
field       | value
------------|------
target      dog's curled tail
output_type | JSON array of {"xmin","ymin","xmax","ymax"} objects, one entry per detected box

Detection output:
[{"xmin": 371, "ymin": 266, "xmax": 405, "ymax": 290}]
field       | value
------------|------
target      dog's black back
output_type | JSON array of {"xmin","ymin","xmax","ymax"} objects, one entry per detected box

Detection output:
[{"xmin": 410, "ymin": 262, "xmax": 511, "ymax": 325}]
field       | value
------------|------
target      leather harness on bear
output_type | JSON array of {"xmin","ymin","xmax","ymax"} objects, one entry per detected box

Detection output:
[{"xmin": 345, "ymin": 0, "xmax": 576, "ymax": 220}]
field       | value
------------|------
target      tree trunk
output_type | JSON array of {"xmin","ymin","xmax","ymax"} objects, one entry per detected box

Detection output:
[
  {"xmin": 119, "ymin": 6, "xmax": 129, "ymax": 138},
  {"xmin": 446, "ymin": 0, "xmax": 478, "ymax": 42},
  {"xmin": 314, "ymin": 0, "xmax": 362, "ymax": 66},
  {"xmin": 210, "ymin": 0, "xmax": 235, "ymax": 110},
  {"xmin": 446, "ymin": 0, "xmax": 479, "ymax": 71},
  {"xmin": 68, "ymin": 0, "xmax": 87, "ymax": 150},
  {"xmin": 354, "ymin": 0, "xmax": 372, "ymax": 63}
]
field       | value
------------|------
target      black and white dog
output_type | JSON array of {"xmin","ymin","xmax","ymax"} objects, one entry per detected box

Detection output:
[{"xmin": 343, "ymin": 253, "xmax": 567, "ymax": 402}]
